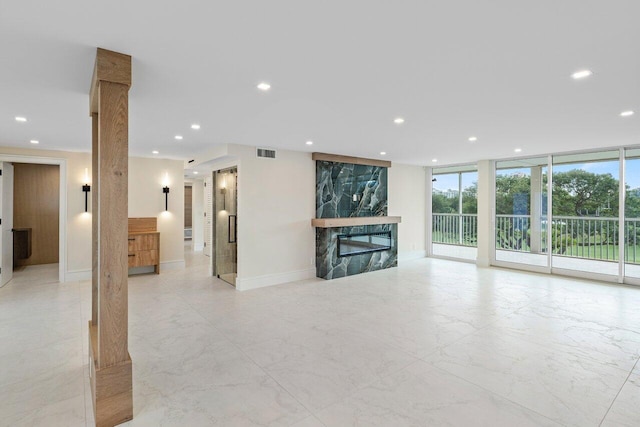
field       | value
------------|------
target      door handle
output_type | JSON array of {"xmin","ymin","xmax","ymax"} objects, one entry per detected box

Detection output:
[{"xmin": 228, "ymin": 215, "xmax": 237, "ymax": 243}]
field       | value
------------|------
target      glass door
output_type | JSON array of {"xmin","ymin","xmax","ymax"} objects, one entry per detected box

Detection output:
[
  {"xmin": 214, "ymin": 167, "xmax": 237, "ymax": 286},
  {"xmin": 625, "ymin": 148, "xmax": 640, "ymax": 282},
  {"xmin": 551, "ymin": 151, "xmax": 620, "ymax": 277},
  {"xmin": 495, "ymin": 157, "xmax": 549, "ymax": 268},
  {"xmin": 431, "ymin": 165, "xmax": 478, "ymax": 261}
]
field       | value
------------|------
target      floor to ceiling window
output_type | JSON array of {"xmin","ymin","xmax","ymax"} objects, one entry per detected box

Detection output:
[
  {"xmin": 491, "ymin": 148, "xmax": 640, "ymax": 284},
  {"xmin": 431, "ymin": 165, "xmax": 478, "ymax": 261},
  {"xmin": 494, "ymin": 157, "xmax": 549, "ymax": 268},
  {"xmin": 426, "ymin": 147, "xmax": 640, "ymax": 284},
  {"xmin": 551, "ymin": 151, "xmax": 620, "ymax": 277},
  {"xmin": 625, "ymin": 148, "xmax": 640, "ymax": 282}
]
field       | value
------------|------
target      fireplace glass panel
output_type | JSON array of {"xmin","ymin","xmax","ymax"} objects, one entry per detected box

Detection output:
[{"xmin": 337, "ymin": 231, "xmax": 392, "ymax": 257}]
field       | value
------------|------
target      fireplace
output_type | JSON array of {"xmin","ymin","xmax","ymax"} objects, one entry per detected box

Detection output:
[
  {"xmin": 313, "ymin": 153, "xmax": 400, "ymax": 279},
  {"xmin": 337, "ymin": 231, "xmax": 392, "ymax": 257}
]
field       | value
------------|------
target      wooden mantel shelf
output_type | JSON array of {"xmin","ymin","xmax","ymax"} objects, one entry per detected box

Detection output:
[
  {"xmin": 312, "ymin": 216, "xmax": 402, "ymax": 228},
  {"xmin": 312, "ymin": 152, "xmax": 391, "ymax": 168}
]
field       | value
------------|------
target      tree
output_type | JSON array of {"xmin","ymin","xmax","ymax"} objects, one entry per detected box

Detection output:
[
  {"xmin": 462, "ymin": 182, "xmax": 478, "ymax": 214},
  {"xmin": 495, "ymin": 174, "xmax": 531, "ymax": 215},
  {"xmin": 626, "ymin": 188, "xmax": 640, "ymax": 218},
  {"xmin": 432, "ymin": 193, "xmax": 457, "ymax": 213},
  {"xmin": 432, "ymin": 182, "xmax": 478, "ymax": 214},
  {"xmin": 552, "ymin": 170, "xmax": 619, "ymax": 217}
]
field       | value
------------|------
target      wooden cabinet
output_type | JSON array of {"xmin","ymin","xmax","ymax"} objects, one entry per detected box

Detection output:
[
  {"xmin": 128, "ymin": 232, "xmax": 160, "ymax": 273},
  {"xmin": 128, "ymin": 217, "xmax": 160, "ymax": 274}
]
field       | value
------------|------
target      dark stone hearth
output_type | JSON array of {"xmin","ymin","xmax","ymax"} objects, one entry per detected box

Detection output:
[
  {"xmin": 315, "ymin": 160, "xmax": 397, "ymax": 280},
  {"xmin": 316, "ymin": 224, "xmax": 398, "ymax": 280}
]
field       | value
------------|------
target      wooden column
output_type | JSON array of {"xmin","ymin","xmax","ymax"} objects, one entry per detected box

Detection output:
[
  {"xmin": 92, "ymin": 113, "xmax": 98, "ymax": 326},
  {"xmin": 88, "ymin": 48, "xmax": 133, "ymax": 427}
]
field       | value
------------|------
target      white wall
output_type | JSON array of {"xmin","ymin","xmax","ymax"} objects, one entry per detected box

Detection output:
[
  {"xmin": 227, "ymin": 145, "xmax": 316, "ymax": 290},
  {"xmin": 69, "ymin": 151, "xmax": 92, "ymax": 275},
  {"xmin": 388, "ymin": 163, "xmax": 427, "ymax": 261},
  {"xmin": 128, "ymin": 156, "xmax": 185, "ymax": 269},
  {"xmin": 192, "ymin": 144, "xmax": 426, "ymax": 290},
  {"xmin": 0, "ymin": 146, "xmax": 185, "ymax": 280},
  {"xmin": 2, "ymin": 143, "xmax": 426, "ymax": 288},
  {"xmin": 191, "ymin": 179, "xmax": 204, "ymax": 251}
]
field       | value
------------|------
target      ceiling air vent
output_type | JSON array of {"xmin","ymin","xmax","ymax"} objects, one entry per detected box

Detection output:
[{"xmin": 256, "ymin": 148, "xmax": 276, "ymax": 159}]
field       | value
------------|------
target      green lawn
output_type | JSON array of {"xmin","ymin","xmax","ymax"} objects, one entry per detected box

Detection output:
[
  {"xmin": 434, "ymin": 231, "xmax": 640, "ymax": 263},
  {"xmin": 556, "ymin": 244, "xmax": 640, "ymax": 263}
]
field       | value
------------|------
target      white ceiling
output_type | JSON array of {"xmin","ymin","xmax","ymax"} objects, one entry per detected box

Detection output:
[{"xmin": 1, "ymin": 0, "xmax": 639, "ymax": 166}]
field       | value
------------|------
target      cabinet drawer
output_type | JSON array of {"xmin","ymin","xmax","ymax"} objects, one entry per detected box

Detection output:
[
  {"xmin": 128, "ymin": 234, "xmax": 158, "ymax": 252},
  {"xmin": 129, "ymin": 249, "xmax": 158, "ymax": 267},
  {"xmin": 128, "ymin": 253, "xmax": 137, "ymax": 268}
]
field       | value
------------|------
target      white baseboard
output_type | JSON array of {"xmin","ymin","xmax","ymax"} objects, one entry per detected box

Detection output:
[
  {"xmin": 398, "ymin": 250, "xmax": 426, "ymax": 262},
  {"xmin": 65, "ymin": 269, "xmax": 91, "ymax": 282},
  {"xmin": 236, "ymin": 267, "xmax": 316, "ymax": 291},
  {"xmin": 67, "ymin": 259, "xmax": 185, "ymax": 281},
  {"xmin": 161, "ymin": 259, "xmax": 186, "ymax": 270}
]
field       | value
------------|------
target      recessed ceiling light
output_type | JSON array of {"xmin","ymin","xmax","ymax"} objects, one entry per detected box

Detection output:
[
  {"xmin": 30, "ymin": 140, "xmax": 39, "ymax": 144},
  {"xmin": 514, "ymin": 148, "xmax": 522, "ymax": 153},
  {"xmin": 257, "ymin": 82, "xmax": 271, "ymax": 91},
  {"xmin": 393, "ymin": 117, "xmax": 405, "ymax": 124},
  {"xmin": 193, "ymin": 171, "xmax": 199, "ymax": 175},
  {"xmin": 620, "ymin": 110, "xmax": 635, "ymax": 117},
  {"xmin": 15, "ymin": 116, "xmax": 27, "ymax": 122},
  {"xmin": 432, "ymin": 158, "xmax": 438, "ymax": 163},
  {"xmin": 380, "ymin": 151, "xmax": 387, "ymax": 155},
  {"xmin": 191, "ymin": 124, "xmax": 200, "ymax": 130},
  {"xmin": 152, "ymin": 150, "xmax": 159, "ymax": 154},
  {"xmin": 571, "ymin": 70, "xmax": 593, "ymax": 80},
  {"xmin": 175, "ymin": 135, "xmax": 183, "ymax": 140},
  {"xmin": 468, "ymin": 136, "xmax": 477, "ymax": 142},
  {"xmin": 306, "ymin": 141, "xmax": 313, "ymax": 145}
]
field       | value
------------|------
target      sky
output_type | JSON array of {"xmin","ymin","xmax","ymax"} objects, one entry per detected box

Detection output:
[{"xmin": 434, "ymin": 159, "xmax": 640, "ymax": 193}]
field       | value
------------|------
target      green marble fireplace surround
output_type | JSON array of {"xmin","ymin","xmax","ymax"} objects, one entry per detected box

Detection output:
[{"xmin": 313, "ymin": 153, "xmax": 400, "ymax": 280}]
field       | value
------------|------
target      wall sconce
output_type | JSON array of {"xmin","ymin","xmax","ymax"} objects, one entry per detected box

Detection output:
[
  {"xmin": 82, "ymin": 168, "xmax": 91, "ymax": 212},
  {"xmin": 220, "ymin": 174, "xmax": 227, "ymax": 210},
  {"xmin": 162, "ymin": 172, "xmax": 170, "ymax": 211},
  {"xmin": 163, "ymin": 186, "xmax": 170, "ymax": 210}
]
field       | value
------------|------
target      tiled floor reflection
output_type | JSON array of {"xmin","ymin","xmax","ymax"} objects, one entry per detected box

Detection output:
[{"xmin": 1, "ymin": 252, "xmax": 639, "ymax": 426}]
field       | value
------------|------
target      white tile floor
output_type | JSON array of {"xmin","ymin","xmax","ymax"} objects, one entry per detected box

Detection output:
[{"xmin": 1, "ymin": 252, "xmax": 640, "ymax": 426}]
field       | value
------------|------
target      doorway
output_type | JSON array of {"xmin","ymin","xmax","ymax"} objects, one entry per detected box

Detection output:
[
  {"xmin": 0, "ymin": 162, "xmax": 14, "ymax": 287},
  {"xmin": 14, "ymin": 163, "xmax": 60, "ymax": 267},
  {"xmin": 184, "ymin": 184, "xmax": 193, "ymax": 242},
  {"xmin": 0, "ymin": 162, "xmax": 60, "ymax": 287},
  {"xmin": 213, "ymin": 167, "xmax": 237, "ymax": 286},
  {"xmin": 0, "ymin": 155, "xmax": 66, "ymax": 285}
]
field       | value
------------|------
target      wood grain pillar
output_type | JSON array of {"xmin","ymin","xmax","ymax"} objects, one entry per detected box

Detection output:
[
  {"xmin": 88, "ymin": 48, "xmax": 133, "ymax": 427},
  {"xmin": 92, "ymin": 113, "xmax": 98, "ymax": 327}
]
